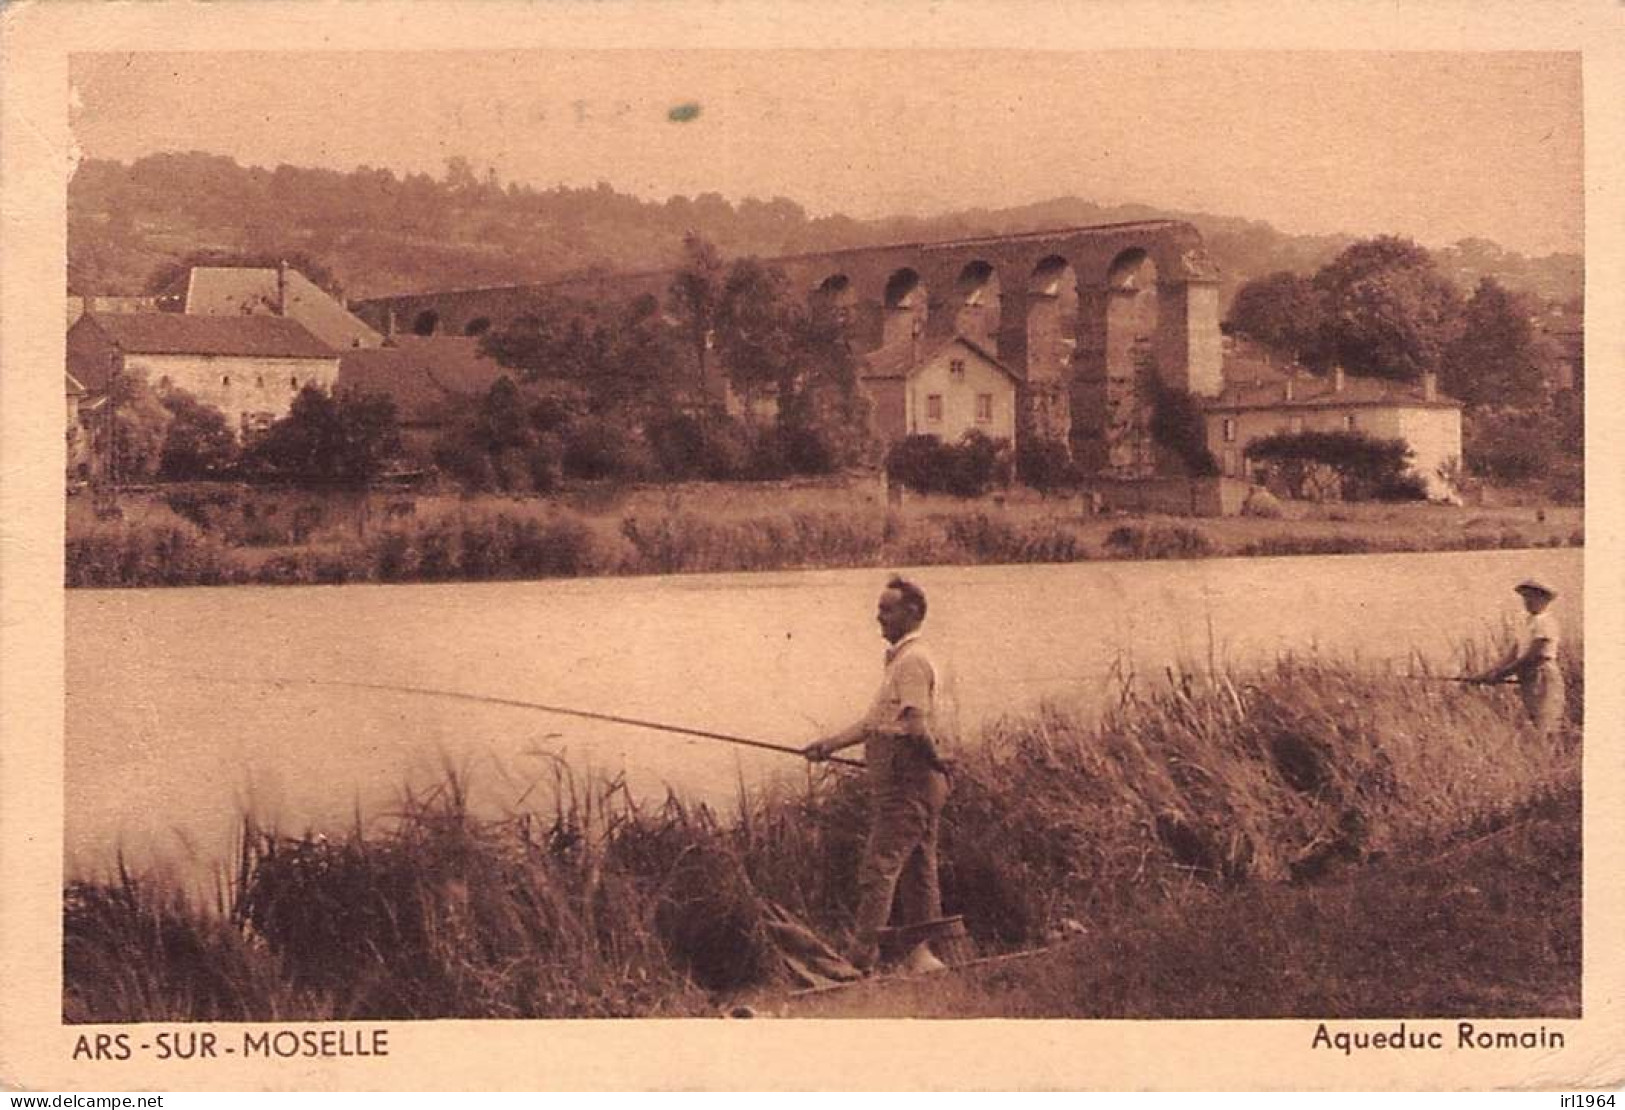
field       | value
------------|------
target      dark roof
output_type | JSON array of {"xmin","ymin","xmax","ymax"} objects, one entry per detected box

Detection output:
[
  {"xmin": 78, "ymin": 312, "xmax": 338, "ymax": 360},
  {"xmin": 337, "ymin": 336, "xmax": 509, "ymax": 423},
  {"xmin": 182, "ymin": 267, "xmax": 382, "ymax": 350},
  {"xmin": 862, "ymin": 334, "xmax": 1021, "ymax": 383},
  {"xmin": 1205, "ymin": 371, "xmax": 1460, "ymax": 412}
]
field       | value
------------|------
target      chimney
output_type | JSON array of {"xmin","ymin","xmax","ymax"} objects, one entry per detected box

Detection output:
[
  {"xmin": 384, "ymin": 307, "xmax": 396, "ymax": 338},
  {"xmin": 1422, "ymin": 370, "xmax": 1438, "ymax": 401},
  {"xmin": 1332, "ymin": 366, "xmax": 1345, "ymax": 393},
  {"xmin": 1283, "ymin": 373, "xmax": 1295, "ymax": 402},
  {"xmin": 276, "ymin": 260, "xmax": 289, "ymax": 316}
]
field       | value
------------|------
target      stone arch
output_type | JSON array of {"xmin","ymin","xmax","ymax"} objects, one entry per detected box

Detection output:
[
  {"xmin": 812, "ymin": 273, "xmax": 857, "ymax": 325},
  {"xmin": 411, "ymin": 309, "xmax": 440, "ymax": 336},
  {"xmin": 953, "ymin": 261, "xmax": 1001, "ymax": 351},
  {"xmin": 463, "ymin": 316, "xmax": 492, "ymax": 337},
  {"xmin": 882, "ymin": 268, "xmax": 927, "ymax": 349}
]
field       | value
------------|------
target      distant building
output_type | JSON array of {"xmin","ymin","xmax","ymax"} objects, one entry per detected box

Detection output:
[
  {"xmin": 66, "ymin": 313, "xmax": 340, "ymax": 438},
  {"xmin": 1202, "ymin": 357, "xmax": 1463, "ymax": 500},
  {"xmin": 862, "ymin": 335, "xmax": 1020, "ymax": 449},
  {"xmin": 66, "ymin": 296, "xmax": 164, "ymax": 328},
  {"xmin": 336, "ymin": 335, "xmax": 510, "ymax": 456},
  {"xmin": 162, "ymin": 263, "xmax": 384, "ymax": 351}
]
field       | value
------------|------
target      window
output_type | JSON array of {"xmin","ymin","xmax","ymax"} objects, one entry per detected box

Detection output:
[
  {"xmin": 157, "ymin": 375, "xmax": 172, "ymax": 390},
  {"xmin": 1289, "ymin": 415, "xmax": 1305, "ymax": 434},
  {"xmin": 1345, "ymin": 413, "xmax": 1358, "ymax": 431},
  {"xmin": 221, "ymin": 374, "xmax": 231, "ymax": 387},
  {"xmin": 926, "ymin": 394, "xmax": 943, "ymax": 423},
  {"xmin": 950, "ymin": 359, "xmax": 966, "ymax": 379},
  {"xmin": 1222, "ymin": 418, "xmax": 1236, "ymax": 443},
  {"xmin": 976, "ymin": 394, "xmax": 993, "ymax": 423},
  {"xmin": 255, "ymin": 374, "xmax": 265, "ymax": 388},
  {"xmin": 290, "ymin": 376, "xmax": 300, "ymax": 389}
]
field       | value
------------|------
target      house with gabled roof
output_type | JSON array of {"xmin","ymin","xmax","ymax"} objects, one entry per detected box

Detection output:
[
  {"xmin": 67, "ymin": 312, "xmax": 341, "ymax": 439},
  {"xmin": 862, "ymin": 335, "xmax": 1020, "ymax": 449},
  {"xmin": 336, "ymin": 334, "xmax": 511, "ymax": 456}
]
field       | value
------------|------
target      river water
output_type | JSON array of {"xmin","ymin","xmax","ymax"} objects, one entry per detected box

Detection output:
[{"xmin": 66, "ymin": 549, "xmax": 1582, "ymax": 877}]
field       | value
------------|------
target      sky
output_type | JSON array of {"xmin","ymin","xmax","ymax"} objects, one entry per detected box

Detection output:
[{"xmin": 69, "ymin": 50, "xmax": 1584, "ymax": 257}]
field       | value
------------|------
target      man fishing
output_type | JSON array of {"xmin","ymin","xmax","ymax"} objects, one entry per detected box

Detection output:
[
  {"xmin": 804, "ymin": 575, "xmax": 952, "ymax": 975},
  {"xmin": 1469, "ymin": 577, "xmax": 1566, "ymax": 737}
]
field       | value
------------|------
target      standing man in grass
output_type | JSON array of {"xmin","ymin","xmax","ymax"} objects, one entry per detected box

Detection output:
[
  {"xmin": 804, "ymin": 575, "xmax": 952, "ymax": 974},
  {"xmin": 1471, "ymin": 578, "xmax": 1566, "ymax": 737}
]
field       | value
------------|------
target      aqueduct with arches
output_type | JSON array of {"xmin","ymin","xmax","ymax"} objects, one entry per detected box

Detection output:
[{"xmin": 351, "ymin": 220, "xmax": 1223, "ymax": 477}]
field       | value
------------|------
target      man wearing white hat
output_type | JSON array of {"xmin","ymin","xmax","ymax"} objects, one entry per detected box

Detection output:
[{"xmin": 1471, "ymin": 578, "xmax": 1565, "ymax": 736}]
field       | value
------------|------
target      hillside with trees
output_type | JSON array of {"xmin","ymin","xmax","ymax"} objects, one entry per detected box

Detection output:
[{"xmin": 67, "ymin": 152, "xmax": 1582, "ymax": 310}]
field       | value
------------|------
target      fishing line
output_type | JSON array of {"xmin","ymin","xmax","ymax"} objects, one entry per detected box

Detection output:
[{"xmin": 178, "ymin": 672, "xmax": 866, "ymax": 768}]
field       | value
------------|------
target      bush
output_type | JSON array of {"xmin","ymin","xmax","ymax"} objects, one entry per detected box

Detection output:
[
  {"xmin": 66, "ymin": 518, "xmax": 242, "ymax": 587},
  {"xmin": 1151, "ymin": 383, "xmax": 1220, "ymax": 477},
  {"xmin": 1245, "ymin": 430, "xmax": 1418, "ymax": 502},
  {"xmin": 939, "ymin": 513, "xmax": 1086, "ymax": 564},
  {"xmin": 1104, "ymin": 523, "xmax": 1216, "ymax": 560},
  {"xmin": 886, "ymin": 431, "xmax": 1010, "ymax": 498},
  {"xmin": 1240, "ymin": 486, "xmax": 1284, "ymax": 519},
  {"xmin": 1015, "ymin": 437, "xmax": 1075, "ymax": 492},
  {"xmin": 645, "ymin": 411, "xmax": 753, "ymax": 481},
  {"xmin": 563, "ymin": 417, "xmax": 656, "ymax": 482}
]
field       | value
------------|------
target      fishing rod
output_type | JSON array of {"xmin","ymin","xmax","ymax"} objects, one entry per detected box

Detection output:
[
  {"xmin": 1409, "ymin": 676, "xmax": 1518, "ymax": 685},
  {"xmin": 203, "ymin": 674, "xmax": 866, "ymax": 769}
]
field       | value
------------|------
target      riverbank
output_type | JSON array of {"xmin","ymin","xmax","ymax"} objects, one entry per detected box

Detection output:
[
  {"xmin": 65, "ymin": 480, "xmax": 1582, "ymax": 587},
  {"xmin": 786, "ymin": 784, "xmax": 1581, "ymax": 1019},
  {"xmin": 63, "ymin": 645, "xmax": 1581, "ymax": 1022}
]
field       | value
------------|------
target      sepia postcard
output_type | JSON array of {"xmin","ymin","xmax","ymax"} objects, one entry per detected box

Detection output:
[{"xmin": 2, "ymin": 0, "xmax": 1622, "ymax": 1092}]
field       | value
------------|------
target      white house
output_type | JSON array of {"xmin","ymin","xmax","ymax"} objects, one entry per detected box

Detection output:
[
  {"xmin": 1203, "ymin": 361, "xmax": 1463, "ymax": 499},
  {"xmin": 66, "ymin": 312, "xmax": 341, "ymax": 437},
  {"xmin": 862, "ymin": 335, "xmax": 1020, "ymax": 449}
]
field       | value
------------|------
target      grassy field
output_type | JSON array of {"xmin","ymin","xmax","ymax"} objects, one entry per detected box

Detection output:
[
  {"xmin": 63, "ymin": 643, "xmax": 1581, "ymax": 1022},
  {"xmin": 65, "ymin": 478, "xmax": 1583, "ymax": 587}
]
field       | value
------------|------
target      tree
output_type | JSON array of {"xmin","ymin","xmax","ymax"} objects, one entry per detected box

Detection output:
[
  {"xmin": 667, "ymin": 234, "xmax": 728, "ymax": 391},
  {"xmin": 157, "ymin": 389, "xmax": 238, "ymax": 479},
  {"xmin": 102, "ymin": 369, "xmax": 173, "ymax": 482},
  {"xmin": 713, "ymin": 257, "xmax": 799, "ymax": 411},
  {"xmin": 1309, "ymin": 236, "xmax": 1462, "ymax": 380},
  {"xmin": 246, "ymin": 386, "xmax": 401, "ymax": 486},
  {"xmin": 1441, "ymin": 277, "xmax": 1544, "ymax": 405},
  {"xmin": 776, "ymin": 297, "xmax": 872, "ymax": 472},
  {"xmin": 1226, "ymin": 271, "xmax": 1322, "ymax": 358},
  {"xmin": 480, "ymin": 293, "xmax": 689, "ymax": 415}
]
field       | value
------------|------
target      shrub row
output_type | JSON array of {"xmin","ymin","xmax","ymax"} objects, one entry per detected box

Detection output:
[{"xmin": 66, "ymin": 502, "xmax": 1582, "ymax": 589}]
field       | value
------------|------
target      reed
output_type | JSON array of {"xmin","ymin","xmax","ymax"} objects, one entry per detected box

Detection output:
[{"xmin": 63, "ymin": 642, "xmax": 1581, "ymax": 1021}]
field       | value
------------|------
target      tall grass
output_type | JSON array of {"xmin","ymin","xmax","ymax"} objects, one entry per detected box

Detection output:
[{"xmin": 64, "ymin": 644, "xmax": 1581, "ymax": 1022}]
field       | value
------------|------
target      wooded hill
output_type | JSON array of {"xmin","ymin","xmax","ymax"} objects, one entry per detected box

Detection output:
[{"xmin": 68, "ymin": 151, "xmax": 1583, "ymax": 310}]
